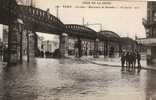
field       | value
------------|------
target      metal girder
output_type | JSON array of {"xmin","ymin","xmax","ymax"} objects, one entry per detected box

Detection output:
[
  {"xmin": 17, "ymin": 5, "xmax": 65, "ymax": 34},
  {"xmin": 65, "ymin": 24, "xmax": 97, "ymax": 39},
  {"xmin": 0, "ymin": 0, "xmax": 17, "ymax": 25},
  {"xmin": 98, "ymin": 31, "xmax": 121, "ymax": 42}
]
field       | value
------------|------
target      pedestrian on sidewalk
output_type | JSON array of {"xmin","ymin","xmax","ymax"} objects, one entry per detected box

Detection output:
[{"xmin": 121, "ymin": 52, "xmax": 126, "ymax": 71}]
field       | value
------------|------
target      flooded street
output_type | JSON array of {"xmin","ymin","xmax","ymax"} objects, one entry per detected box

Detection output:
[{"xmin": 0, "ymin": 58, "xmax": 156, "ymax": 100}]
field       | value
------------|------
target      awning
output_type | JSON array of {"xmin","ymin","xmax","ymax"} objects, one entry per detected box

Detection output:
[{"xmin": 137, "ymin": 38, "xmax": 156, "ymax": 46}]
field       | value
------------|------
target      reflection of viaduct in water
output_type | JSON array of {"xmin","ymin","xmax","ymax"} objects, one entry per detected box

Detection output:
[{"xmin": 0, "ymin": 0, "xmax": 136, "ymax": 65}]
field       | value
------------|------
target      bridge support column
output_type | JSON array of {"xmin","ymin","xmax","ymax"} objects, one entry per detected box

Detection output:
[
  {"xmin": 59, "ymin": 33, "xmax": 68, "ymax": 58},
  {"xmin": 19, "ymin": 26, "xmax": 23, "ymax": 63},
  {"xmin": 89, "ymin": 40, "xmax": 93, "ymax": 56},
  {"xmin": 85, "ymin": 41, "xmax": 89, "ymax": 56},
  {"xmin": 27, "ymin": 31, "xmax": 35, "ymax": 62},
  {"xmin": 103, "ymin": 41, "xmax": 105, "ymax": 57},
  {"xmin": 34, "ymin": 33, "xmax": 38, "ymax": 57},
  {"xmin": 7, "ymin": 22, "xmax": 20, "ymax": 65},
  {"xmin": 26, "ymin": 31, "xmax": 30, "ymax": 63},
  {"xmin": 78, "ymin": 37, "xmax": 82, "ymax": 58},
  {"xmin": 94, "ymin": 38, "xmax": 99, "ymax": 58},
  {"xmin": 104, "ymin": 40, "xmax": 109, "ymax": 57}
]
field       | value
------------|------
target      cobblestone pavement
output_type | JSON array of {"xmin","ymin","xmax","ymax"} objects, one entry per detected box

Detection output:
[{"xmin": 0, "ymin": 58, "xmax": 156, "ymax": 100}]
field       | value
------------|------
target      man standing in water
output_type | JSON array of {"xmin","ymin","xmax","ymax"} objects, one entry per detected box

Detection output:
[
  {"xmin": 137, "ymin": 51, "xmax": 141, "ymax": 70},
  {"xmin": 121, "ymin": 52, "xmax": 126, "ymax": 71}
]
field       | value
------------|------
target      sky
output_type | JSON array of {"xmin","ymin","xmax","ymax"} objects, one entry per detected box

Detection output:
[
  {"xmin": 0, "ymin": 0, "xmax": 147, "ymax": 40},
  {"xmin": 34, "ymin": 0, "xmax": 147, "ymax": 39}
]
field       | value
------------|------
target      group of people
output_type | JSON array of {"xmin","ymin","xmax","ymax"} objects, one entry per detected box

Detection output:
[{"xmin": 121, "ymin": 51, "xmax": 141, "ymax": 71}]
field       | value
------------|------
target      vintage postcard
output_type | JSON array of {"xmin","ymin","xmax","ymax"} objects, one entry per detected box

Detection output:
[{"xmin": 0, "ymin": 0, "xmax": 156, "ymax": 100}]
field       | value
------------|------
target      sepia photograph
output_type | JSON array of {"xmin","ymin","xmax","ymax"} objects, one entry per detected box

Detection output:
[{"xmin": 0, "ymin": 0, "xmax": 156, "ymax": 100}]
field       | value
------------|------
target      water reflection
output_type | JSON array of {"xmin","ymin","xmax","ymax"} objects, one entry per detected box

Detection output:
[
  {"xmin": 0, "ymin": 58, "xmax": 156, "ymax": 100},
  {"xmin": 145, "ymin": 70, "xmax": 156, "ymax": 100},
  {"xmin": 1, "ymin": 59, "xmax": 38, "ymax": 100}
]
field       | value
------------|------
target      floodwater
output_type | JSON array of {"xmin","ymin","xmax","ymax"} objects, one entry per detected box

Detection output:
[{"xmin": 0, "ymin": 58, "xmax": 156, "ymax": 100}]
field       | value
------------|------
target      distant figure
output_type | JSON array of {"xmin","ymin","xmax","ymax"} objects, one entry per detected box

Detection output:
[
  {"xmin": 121, "ymin": 52, "xmax": 126, "ymax": 71},
  {"xmin": 109, "ymin": 46, "xmax": 114, "ymax": 57},
  {"xmin": 137, "ymin": 52, "xmax": 141, "ymax": 70},
  {"xmin": 132, "ymin": 52, "xmax": 137, "ymax": 69},
  {"xmin": 125, "ymin": 52, "xmax": 130, "ymax": 70},
  {"xmin": 41, "ymin": 51, "xmax": 44, "ymax": 58},
  {"xmin": 129, "ymin": 52, "xmax": 134, "ymax": 70},
  {"xmin": 52, "ymin": 49, "xmax": 61, "ymax": 58},
  {"xmin": 74, "ymin": 41, "xmax": 79, "ymax": 57},
  {"xmin": 78, "ymin": 39, "xmax": 82, "ymax": 57}
]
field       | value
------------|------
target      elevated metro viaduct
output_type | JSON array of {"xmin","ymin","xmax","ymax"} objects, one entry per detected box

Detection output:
[
  {"xmin": 65, "ymin": 25, "xmax": 122, "ymax": 58},
  {"xmin": 0, "ymin": 1, "xmax": 66, "ymax": 64},
  {"xmin": 65, "ymin": 24, "xmax": 98, "ymax": 58},
  {"xmin": 98, "ymin": 31, "xmax": 121, "ymax": 57},
  {"xmin": 0, "ymin": 1, "xmax": 99, "ymax": 65},
  {"xmin": 0, "ymin": 0, "xmax": 123, "ymax": 65}
]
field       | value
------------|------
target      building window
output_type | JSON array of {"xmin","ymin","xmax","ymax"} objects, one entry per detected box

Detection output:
[{"xmin": 153, "ymin": 12, "xmax": 156, "ymax": 21}]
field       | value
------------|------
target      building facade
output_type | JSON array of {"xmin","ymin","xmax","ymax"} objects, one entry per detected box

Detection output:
[
  {"xmin": 143, "ymin": 1, "xmax": 156, "ymax": 64},
  {"xmin": 38, "ymin": 37, "xmax": 59, "ymax": 53}
]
